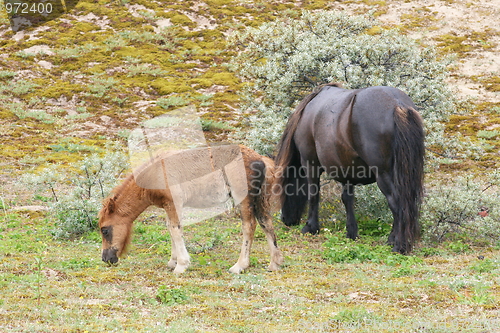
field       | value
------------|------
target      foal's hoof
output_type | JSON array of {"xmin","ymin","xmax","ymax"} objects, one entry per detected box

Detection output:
[
  {"xmin": 167, "ymin": 259, "xmax": 177, "ymax": 269},
  {"xmin": 173, "ymin": 265, "xmax": 188, "ymax": 274},
  {"xmin": 267, "ymin": 262, "xmax": 281, "ymax": 272},
  {"xmin": 229, "ymin": 264, "xmax": 247, "ymax": 274},
  {"xmin": 301, "ymin": 224, "xmax": 319, "ymax": 235}
]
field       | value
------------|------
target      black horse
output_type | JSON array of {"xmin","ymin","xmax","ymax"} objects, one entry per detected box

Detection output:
[{"xmin": 275, "ymin": 83, "xmax": 425, "ymax": 254}]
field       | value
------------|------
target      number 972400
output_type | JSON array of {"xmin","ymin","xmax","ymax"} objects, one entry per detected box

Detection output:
[{"xmin": 4, "ymin": 1, "xmax": 54, "ymax": 15}]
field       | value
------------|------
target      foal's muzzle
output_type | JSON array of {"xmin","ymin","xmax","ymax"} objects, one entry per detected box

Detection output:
[{"xmin": 102, "ymin": 247, "xmax": 119, "ymax": 265}]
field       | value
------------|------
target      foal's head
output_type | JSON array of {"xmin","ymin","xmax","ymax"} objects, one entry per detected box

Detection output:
[{"xmin": 98, "ymin": 196, "xmax": 132, "ymax": 265}]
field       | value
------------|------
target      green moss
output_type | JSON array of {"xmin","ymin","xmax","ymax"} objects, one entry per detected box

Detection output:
[
  {"xmin": 209, "ymin": 72, "xmax": 239, "ymax": 86},
  {"xmin": 32, "ymin": 79, "xmax": 84, "ymax": 99},
  {"xmin": 165, "ymin": 12, "xmax": 196, "ymax": 28},
  {"xmin": 72, "ymin": 21, "xmax": 101, "ymax": 33},
  {"xmin": 435, "ymin": 30, "xmax": 497, "ymax": 56},
  {"xmin": 366, "ymin": 26, "xmax": 383, "ymax": 35},
  {"xmin": 482, "ymin": 76, "xmax": 500, "ymax": 92},
  {"xmin": 189, "ymin": 78, "xmax": 213, "ymax": 89},
  {"xmin": 436, "ymin": 34, "xmax": 470, "ymax": 53},
  {"xmin": 446, "ymin": 115, "xmax": 481, "ymax": 136},
  {"xmin": 0, "ymin": 109, "xmax": 16, "ymax": 120},
  {"xmin": 150, "ymin": 78, "xmax": 192, "ymax": 95}
]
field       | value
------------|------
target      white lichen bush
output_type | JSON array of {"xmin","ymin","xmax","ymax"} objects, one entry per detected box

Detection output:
[
  {"xmin": 24, "ymin": 150, "xmax": 129, "ymax": 238},
  {"xmin": 231, "ymin": 10, "xmax": 481, "ymax": 157},
  {"xmin": 421, "ymin": 173, "xmax": 500, "ymax": 244}
]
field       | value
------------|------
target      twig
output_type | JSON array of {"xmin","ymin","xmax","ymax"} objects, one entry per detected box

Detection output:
[
  {"xmin": 0, "ymin": 196, "xmax": 7, "ymax": 223},
  {"xmin": 50, "ymin": 186, "xmax": 58, "ymax": 203},
  {"xmin": 425, "ymin": 147, "xmax": 458, "ymax": 159}
]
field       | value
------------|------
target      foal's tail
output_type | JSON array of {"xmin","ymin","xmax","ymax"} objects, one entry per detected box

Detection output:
[
  {"xmin": 275, "ymin": 84, "xmax": 337, "ymax": 225},
  {"xmin": 392, "ymin": 106, "xmax": 425, "ymax": 253},
  {"xmin": 248, "ymin": 157, "xmax": 278, "ymax": 221}
]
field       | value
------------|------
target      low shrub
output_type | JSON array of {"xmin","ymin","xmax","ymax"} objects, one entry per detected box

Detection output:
[
  {"xmin": 231, "ymin": 9, "xmax": 482, "ymax": 158},
  {"xmin": 24, "ymin": 149, "xmax": 129, "ymax": 239},
  {"xmin": 420, "ymin": 173, "xmax": 500, "ymax": 244}
]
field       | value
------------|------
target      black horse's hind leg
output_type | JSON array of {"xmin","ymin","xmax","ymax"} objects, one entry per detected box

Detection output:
[
  {"xmin": 301, "ymin": 164, "xmax": 322, "ymax": 234},
  {"xmin": 376, "ymin": 173, "xmax": 405, "ymax": 253},
  {"xmin": 342, "ymin": 182, "xmax": 358, "ymax": 240}
]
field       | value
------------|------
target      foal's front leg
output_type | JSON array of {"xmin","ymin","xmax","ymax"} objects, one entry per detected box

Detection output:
[
  {"xmin": 167, "ymin": 232, "xmax": 178, "ymax": 269},
  {"xmin": 164, "ymin": 204, "xmax": 190, "ymax": 274}
]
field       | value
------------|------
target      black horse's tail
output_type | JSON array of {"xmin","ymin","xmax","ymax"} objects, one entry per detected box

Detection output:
[
  {"xmin": 275, "ymin": 83, "xmax": 338, "ymax": 226},
  {"xmin": 392, "ymin": 106, "xmax": 425, "ymax": 253}
]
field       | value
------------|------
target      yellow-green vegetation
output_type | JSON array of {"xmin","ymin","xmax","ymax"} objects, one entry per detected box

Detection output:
[
  {"xmin": 436, "ymin": 30, "xmax": 497, "ymax": 56},
  {"xmin": 1, "ymin": 0, "xmax": 500, "ymax": 331},
  {"xmin": 0, "ymin": 211, "xmax": 499, "ymax": 331}
]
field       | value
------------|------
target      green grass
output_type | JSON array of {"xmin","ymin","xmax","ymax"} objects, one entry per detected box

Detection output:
[{"xmin": 1, "ymin": 211, "xmax": 499, "ymax": 332}]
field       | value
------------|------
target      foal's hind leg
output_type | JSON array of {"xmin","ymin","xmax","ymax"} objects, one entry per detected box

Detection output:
[
  {"xmin": 229, "ymin": 198, "xmax": 257, "ymax": 274},
  {"xmin": 257, "ymin": 213, "xmax": 284, "ymax": 271},
  {"xmin": 342, "ymin": 182, "xmax": 358, "ymax": 240}
]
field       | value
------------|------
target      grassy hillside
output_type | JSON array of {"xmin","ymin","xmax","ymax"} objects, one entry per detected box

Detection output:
[{"xmin": 0, "ymin": 0, "xmax": 499, "ymax": 331}]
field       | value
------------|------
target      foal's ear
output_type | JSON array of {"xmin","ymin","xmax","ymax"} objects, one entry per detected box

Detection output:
[{"xmin": 106, "ymin": 196, "xmax": 117, "ymax": 215}]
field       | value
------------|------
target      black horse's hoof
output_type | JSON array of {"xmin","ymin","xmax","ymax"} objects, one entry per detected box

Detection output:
[
  {"xmin": 346, "ymin": 232, "xmax": 358, "ymax": 240},
  {"xmin": 301, "ymin": 224, "xmax": 319, "ymax": 235},
  {"xmin": 391, "ymin": 244, "xmax": 408, "ymax": 255}
]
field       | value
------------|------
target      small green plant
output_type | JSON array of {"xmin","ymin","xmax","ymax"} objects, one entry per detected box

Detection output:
[
  {"xmin": 33, "ymin": 256, "xmax": 44, "ymax": 305},
  {"xmin": 194, "ymin": 93, "xmax": 214, "ymax": 107},
  {"xmin": 156, "ymin": 96, "xmax": 189, "ymax": 109},
  {"xmin": 447, "ymin": 240, "xmax": 471, "ymax": 254},
  {"xmin": 0, "ymin": 70, "xmax": 16, "ymax": 79},
  {"xmin": 323, "ymin": 232, "xmax": 421, "ymax": 265},
  {"xmin": 331, "ymin": 306, "xmax": 377, "ymax": 324},
  {"xmin": 8, "ymin": 79, "xmax": 39, "ymax": 96},
  {"xmin": 103, "ymin": 36, "xmax": 128, "ymax": 51},
  {"xmin": 458, "ymin": 285, "xmax": 495, "ymax": 306},
  {"xmin": 0, "ymin": 196, "xmax": 6, "ymax": 219},
  {"xmin": 477, "ymin": 130, "xmax": 500, "ymax": 139},
  {"xmin": 56, "ymin": 43, "xmax": 99, "ymax": 59},
  {"xmin": 391, "ymin": 263, "xmax": 416, "ymax": 277},
  {"xmin": 156, "ymin": 287, "xmax": 189, "ymax": 305},
  {"xmin": 126, "ymin": 63, "xmax": 167, "ymax": 77},
  {"xmin": 200, "ymin": 119, "xmax": 235, "ymax": 132},
  {"xmin": 86, "ymin": 75, "xmax": 119, "ymax": 98},
  {"xmin": 470, "ymin": 258, "xmax": 497, "ymax": 273},
  {"xmin": 61, "ymin": 258, "xmax": 94, "ymax": 270},
  {"xmin": 417, "ymin": 247, "xmax": 443, "ymax": 257}
]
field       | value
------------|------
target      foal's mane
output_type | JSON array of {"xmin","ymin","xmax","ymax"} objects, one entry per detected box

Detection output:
[
  {"xmin": 99, "ymin": 172, "xmax": 136, "ymax": 220},
  {"xmin": 99, "ymin": 152, "xmax": 167, "ymax": 220}
]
